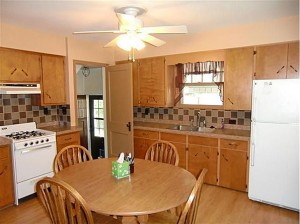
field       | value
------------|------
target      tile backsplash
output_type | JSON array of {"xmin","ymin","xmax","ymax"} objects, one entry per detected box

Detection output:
[
  {"xmin": 0, "ymin": 94, "xmax": 70, "ymax": 126},
  {"xmin": 134, "ymin": 106, "xmax": 251, "ymax": 129}
]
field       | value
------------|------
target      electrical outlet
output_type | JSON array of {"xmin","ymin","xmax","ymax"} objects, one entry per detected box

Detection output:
[
  {"xmin": 62, "ymin": 107, "xmax": 67, "ymax": 115},
  {"xmin": 43, "ymin": 107, "xmax": 49, "ymax": 115}
]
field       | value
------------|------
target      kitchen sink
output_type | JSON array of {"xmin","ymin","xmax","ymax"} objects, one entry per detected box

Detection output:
[{"xmin": 168, "ymin": 125, "xmax": 215, "ymax": 133}]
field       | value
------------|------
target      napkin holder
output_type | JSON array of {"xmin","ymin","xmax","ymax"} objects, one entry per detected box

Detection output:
[{"xmin": 112, "ymin": 161, "xmax": 130, "ymax": 179}]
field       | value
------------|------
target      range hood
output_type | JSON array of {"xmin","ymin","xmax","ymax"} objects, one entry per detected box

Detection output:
[{"xmin": 0, "ymin": 83, "xmax": 41, "ymax": 94}]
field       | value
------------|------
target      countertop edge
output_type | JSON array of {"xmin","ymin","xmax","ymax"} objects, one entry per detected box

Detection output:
[{"xmin": 134, "ymin": 124, "xmax": 250, "ymax": 141}]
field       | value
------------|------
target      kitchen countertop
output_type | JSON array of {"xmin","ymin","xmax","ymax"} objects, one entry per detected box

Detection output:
[
  {"xmin": 40, "ymin": 125, "xmax": 81, "ymax": 136},
  {"xmin": 134, "ymin": 121, "xmax": 251, "ymax": 140}
]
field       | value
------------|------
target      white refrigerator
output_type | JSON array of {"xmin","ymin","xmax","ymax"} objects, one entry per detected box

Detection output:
[{"xmin": 248, "ymin": 79, "xmax": 299, "ymax": 211}]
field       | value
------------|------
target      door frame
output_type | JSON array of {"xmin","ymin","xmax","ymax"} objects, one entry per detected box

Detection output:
[{"xmin": 73, "ymin": 60, "xmax": 108, "ymax": 156}]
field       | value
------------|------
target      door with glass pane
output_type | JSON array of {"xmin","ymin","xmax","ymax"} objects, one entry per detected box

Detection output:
[{"xmin": 89, "ymin": 95, "xmax": 105, "ymax": 158}]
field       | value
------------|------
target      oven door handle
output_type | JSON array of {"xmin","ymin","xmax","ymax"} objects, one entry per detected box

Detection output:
[{"xmin": 21, "ymin": 145, "xmax": 53, "ymax": 154}]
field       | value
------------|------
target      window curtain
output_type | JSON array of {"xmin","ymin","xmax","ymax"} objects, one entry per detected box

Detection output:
[{"xmin": 174, "ymin": 61, "xmax": 224, "ymax": 105}]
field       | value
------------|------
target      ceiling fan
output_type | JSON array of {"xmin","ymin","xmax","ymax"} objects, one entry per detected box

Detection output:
[{"xmin": 73, "ymin": 6, "xmax": 188, "ymax": 51}]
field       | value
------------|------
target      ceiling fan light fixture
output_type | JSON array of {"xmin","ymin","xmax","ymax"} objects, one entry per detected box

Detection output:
[{"xmin": 117, "ymin": 34, "xmax": 145, "ymax": 51}]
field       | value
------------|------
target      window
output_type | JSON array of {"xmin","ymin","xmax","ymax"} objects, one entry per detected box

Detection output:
[
  {"xmin": 93, "ymin": 99, "xmax": 104, "ymax": 137},
  {"xmin": 175, "ymin": 61, "xmax": 224, "ymax": 106}
]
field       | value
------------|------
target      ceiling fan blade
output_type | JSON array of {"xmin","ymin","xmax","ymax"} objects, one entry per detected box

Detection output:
[
  {"xmin": 73, "ymin": 30, "xmax": 124, "ymax": 34},
  {"xmin": 139, "ymin": 34, "xmax": 166, "ymax": 47},
  {"xmin": 140, "ymin": 25, "xmax": 187, "ymax": 34},
  {"xmin": 104, "ymin": 36, "xmax": 120, "ymax": 47}
]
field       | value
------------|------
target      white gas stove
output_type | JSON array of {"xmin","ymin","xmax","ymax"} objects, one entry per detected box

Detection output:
[{"xmin": 0, "ymin": 122, "xmax": 57, "ymax": 205}]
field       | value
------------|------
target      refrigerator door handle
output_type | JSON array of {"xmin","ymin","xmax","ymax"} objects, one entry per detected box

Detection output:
[{"xmin": 250, "ymin": 143, "xmax": 255, "ymax": 166}]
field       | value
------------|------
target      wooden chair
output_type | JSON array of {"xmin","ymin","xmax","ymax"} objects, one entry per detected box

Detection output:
[
  {"xmin": 53, "ymin": 145, "xmax": 93, "ymax": 173},
  {"xmin": 148, "ymin": 168, "xmax": 208, "ymax": 224},
  {"xmin": 145, "ymin": 140, "xmax": 179, "ymax": 166},
  {"xmin": 36, "ymin": 177, "xmax": 94, "ymax": 224}
]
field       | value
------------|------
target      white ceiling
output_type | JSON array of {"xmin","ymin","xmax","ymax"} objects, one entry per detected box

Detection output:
[{"xmin": 1, "ymin": 0, "xmax": 299, "ymax": 45}]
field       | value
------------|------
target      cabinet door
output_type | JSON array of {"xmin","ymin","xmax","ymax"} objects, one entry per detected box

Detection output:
[
  {"xmin": 188, "ymin": 144, "xmax": 217, "ymax": 185},
  {"xmin": 0, "ymin": 48, "xmax": 41, "ymax": 82},
  {"xmin": 287, "ymin": 42, "xmax": 299, "ymax": 79},
  {"xmin": 219, "ymin": 148, "xmax": 247, "ymax": 191},
  {"xmin": 41, "ymin": 55, "xmax": 66, "ymax": 105},
  {"xmin": 134, "ymin": 137, "xmax": 157, "ymax": 159},
  {"xmin": 224, "ymin": 47, "xmax": 253, "ymax": 110},
  {"xmin": 0, "ymin": 146, "xmax": 14, "ymax": 208},
  {"xmin": 255, "ymin": 44, "xmax": 288, "ymax": 79},
  {"xmin": 160, "ymin": 132, "xmax": 187, "ymax": 169},
  {"xmin": 138, "ymin": 57, "xmax": 165, "ymax": 107}
]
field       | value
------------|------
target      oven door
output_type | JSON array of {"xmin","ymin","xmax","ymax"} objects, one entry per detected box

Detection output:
[{"xmin": 14, "ymin": 144, "xmax": 56, "ymax": 183}]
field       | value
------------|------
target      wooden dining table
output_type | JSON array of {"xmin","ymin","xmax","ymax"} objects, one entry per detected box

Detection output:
[{"xmin": 54, "ymin": 158, "xmax": 196, "ymax": 223}]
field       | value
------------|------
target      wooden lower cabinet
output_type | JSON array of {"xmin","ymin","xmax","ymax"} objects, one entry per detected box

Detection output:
[
  {"xmin": 0, "ymin": 145, "xmax": 14, "ymax": 208},
  {"xmin": 134, "ymin": 130, "xmax": 159, "ymax": 159},
  {"xmin": 188, "ymin": 136, "xmax": 218, "ymax": 185},
  {"xmin": 160, "ymin": 132, "xmax": 187, "ymax": 169},
  {"xmin": 56, "ymin": 131, "xmax": 81, "ymax": 152},
  {"xmin": 219, "ymin": 138, "xmax": 249, "ymax": 192}
]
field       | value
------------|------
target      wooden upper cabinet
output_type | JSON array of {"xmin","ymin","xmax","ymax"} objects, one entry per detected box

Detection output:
[
  {"xmin": 0, "ymin": 48, "xmax": 41, "ymax": 82},
  {"xmin": 138, "ymin": 57, "xmax": 166, "ymax": 107},
  {"xmin": 287, "ymin": 42, "xmax": 299, "ymax": 79},
  {"xmin": 33, "ymin": 55, "xmax": 66, "ymax": 105},
  {"xmin": 224, "ymin": 47, "xmax": 254, "ymax": 110},
  {"xmin": 255, "ymin": 42, "xmax": 299, "ymax": 80}
]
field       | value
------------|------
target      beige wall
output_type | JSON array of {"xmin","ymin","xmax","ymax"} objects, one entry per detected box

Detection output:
[
  {"xmin": 1, "ymin": 22, "xmax": 66, "ymax": 55},
  {"xmin": 114, "ymin": 15, "xmax": 299, "ymax": 61}
]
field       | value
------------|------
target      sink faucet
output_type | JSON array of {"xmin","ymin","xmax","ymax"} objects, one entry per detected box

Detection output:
[
  {"xmin": 196, "ymin": 111, "xmax": 201, "ymax": 127},
  {"xmin": 196, "ymin": 111, "xmax": 207, "ymax": 127}
]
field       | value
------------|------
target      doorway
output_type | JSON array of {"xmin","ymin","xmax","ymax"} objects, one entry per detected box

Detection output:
[
  {"xmin": 75, "ymin": 61, "xmax": 107, "ymax": 158},
  {"xmin": 89, "ymin": 95, "xmax": 105, "ymax": 158}
]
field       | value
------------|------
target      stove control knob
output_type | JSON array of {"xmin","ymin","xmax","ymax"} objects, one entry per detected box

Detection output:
[
  {"xmin": 46, "ymin": 138, "xmax": 49, "ymax": 142},
  {"xmin": 30, "ymin": 142, "xmax": 34, "ymax": 146},
  {"xmin": 35, "ymin": 141, "xmax": 39, "ymax": 144},
  {"xmin": 41, "ymin": 140, "xmax": 44, "ymax": 143},
  {"xmin": 24, "ymin": 143, "xmax": 28, "ymax": 147}
]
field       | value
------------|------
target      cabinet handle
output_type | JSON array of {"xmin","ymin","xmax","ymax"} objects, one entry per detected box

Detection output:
[
  {"xmin": 227, "ymin": 98, "xmax": 234, "ymax": 105},
  {"xmin": 276, "ymin": 65, "xmax": 285, "ymax": 74},
  {"xmin": 221, "ymin": 154, "xmax": 229, "ymax": 162},
  {"xmin": 203, "ymin": 151, "xmax": 210, "ymax": 159},
  {"xmin": 0, "ymin": 165, "xmax": 8, "ymax": 175},
  {"xmin": 21, "ymin": 69, "xmax": 29, "ymax": 76},
  {"xmin": 64, "ymin": 138, "xmax": 72, "ymax": 141},
  {"xmin": 228, "ymin": 142, "xmax": 237, "ymax": 146},
  {"xmin": 46, "ymin": 93, "xmax": 52, "ymax": 99},
  {"xmin": 10, "ymin": 68, "xmax": 17, "ymax": 75},
  {"xmin": 290, "ymin": 65, "xmax": 298, "ymax": 72}
]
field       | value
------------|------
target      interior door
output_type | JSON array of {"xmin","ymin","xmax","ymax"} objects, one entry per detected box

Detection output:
[
  {"xmin": 89, "ymin": 95, "xmax": 105, "ymax": 158},
  {"xmin": 106, "ymin": 63, "xmax": 133, "ymax": 157}
]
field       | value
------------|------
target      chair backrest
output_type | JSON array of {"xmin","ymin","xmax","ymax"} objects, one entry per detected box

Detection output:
[
  {"xmin": 53, "ymin": 145, "xmax": 93, "ymax": 173},
  {"xmin": 177, "ymin": 168, "xmax": 208, "ymax": 224},
  {"xmin": 145, "ymin": 140, "xmax": 179, "ymax": 166},
  {"xmin": 36, "ymin": 177, "xmax": 94, "ymax": 224}
]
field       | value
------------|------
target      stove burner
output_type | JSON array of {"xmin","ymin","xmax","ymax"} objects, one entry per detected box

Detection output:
[{"xmin": 6, "ymin": 130, "xmax": 46, "ymax": 140}]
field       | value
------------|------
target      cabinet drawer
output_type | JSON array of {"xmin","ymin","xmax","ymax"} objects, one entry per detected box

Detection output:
[
  {"xmin": 161, "ymin": 132, "xmax": 186, "ymax": 143},
  {"xmin": 188, "ymin": 136, "xmax": 218, "ymax": 147},
  {"xmin": 220, "ymin": 139, "xmax": 248, "ymax": 151},
  {"xmin": 0, "ymin": 146, "xmax": 10, "ymax": 159},
  {"xmin": 134, "ymin": 130, "xmax": 159, "ymax": 139},
  {"xmin": 56, "ymin": 131, "xmax": 80, "ymax": 152}
]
